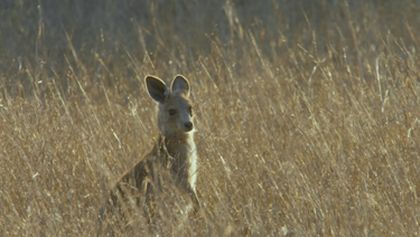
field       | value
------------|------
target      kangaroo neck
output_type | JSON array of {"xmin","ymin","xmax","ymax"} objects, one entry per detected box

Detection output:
[{"xmin": 161, "ymin": 133, "xmax": 194, "ymax": 159}]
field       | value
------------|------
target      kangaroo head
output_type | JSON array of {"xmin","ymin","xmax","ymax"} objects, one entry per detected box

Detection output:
[{"xmin": 146, "ymin": 75, "xmax": 194, "ymax": 137}]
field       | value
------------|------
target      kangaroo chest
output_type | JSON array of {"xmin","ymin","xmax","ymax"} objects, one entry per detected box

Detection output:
[
  {"xmin": 166, "ymin": 142, "xmax": 192, "ymax": 172},
  {"xmin": 159, "ymin": 137, "xmax": 197, "ymax": 188}
]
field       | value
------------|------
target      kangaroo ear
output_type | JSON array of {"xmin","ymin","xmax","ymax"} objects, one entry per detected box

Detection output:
[
  {"xmin": 171, "ymin": 74, "xmax": 190, "ymax": 96},
  {"xmin": 145, "ymin": 75, "xmax": 168, "ymax": 103}
]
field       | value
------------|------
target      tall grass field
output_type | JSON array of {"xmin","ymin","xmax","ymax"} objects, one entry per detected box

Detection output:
[{"xmin": 0, "ymin": 1, "xmax": 419, "ymax": 236}]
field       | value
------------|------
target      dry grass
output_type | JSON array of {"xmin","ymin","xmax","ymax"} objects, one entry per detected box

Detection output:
[{"xmin": 0, "ymin": 1, "xmax": 419, "ymax": 236}]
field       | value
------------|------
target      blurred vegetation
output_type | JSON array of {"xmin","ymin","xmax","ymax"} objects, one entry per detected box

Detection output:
[
  {"xmin": 1, "ymin": 0, "xmax": 418, "ymax": 59},
  {"xmin": 1, "ymin": 0, "xmax": 418, "ymax": 99}
]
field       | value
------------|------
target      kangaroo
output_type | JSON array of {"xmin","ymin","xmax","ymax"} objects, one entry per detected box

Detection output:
[{"xmin": 97, "ymin": 75, "xmax": 200, "ymax": 235}]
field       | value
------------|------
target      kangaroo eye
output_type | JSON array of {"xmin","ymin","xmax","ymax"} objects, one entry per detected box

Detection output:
[
  {"xmin": 168, "ymin": 109, "xmax": 177, "ymax": 116},
  {"xmin": 188, "ymin": 106, "xmax": 193, "ymax": 116}
]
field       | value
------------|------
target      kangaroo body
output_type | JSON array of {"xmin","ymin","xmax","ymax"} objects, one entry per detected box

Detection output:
[{"xmin": 97, "ymin": 75, "xmax": 199, "ymax": 235}]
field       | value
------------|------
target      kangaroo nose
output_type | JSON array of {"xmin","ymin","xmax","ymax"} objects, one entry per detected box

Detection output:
[{"xmin": 184, "ymin": 122, "xmax": 193, "ymax": 131}]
